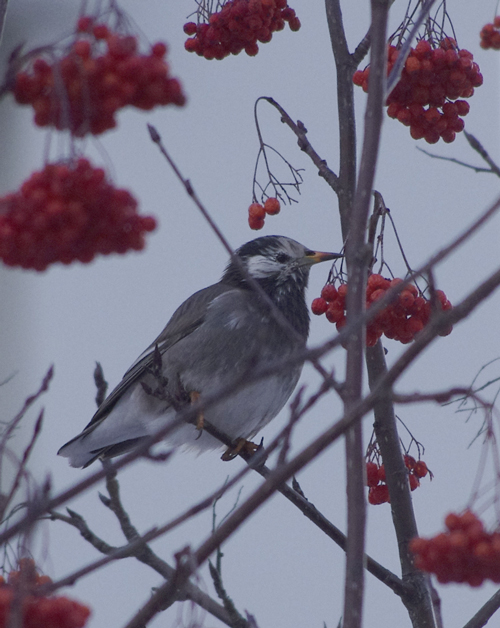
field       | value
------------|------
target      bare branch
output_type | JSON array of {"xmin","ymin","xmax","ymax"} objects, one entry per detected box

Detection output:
[
  {"xmin": 0, "ymin": 0, "xmax": 8, "ymax": 46},
  {"xmin": 258, "ymin": 97, "xmax": 340, "ymax": 192},
  {"xmin": 393, "ymin": 388, "xmax": 489, "ymax": 407},
  {"xmin": 258, "ymin": 466, "xmax": 410, "ymax": 598},
  {"xmin": 464, "ymin": 131, "xmax": 500, "ymax": 178},
  {"xmin": 49, "ymin": 508, "xmax": 117, "ymax": 555},
  {"xmin": 49, "ymin": 500, "xmax": 248, "ymax": 627},
  {"xmin": 325, "ymin": 0, "xmax": 357, "ymax": 229},
  {"xmin": 0, "ymin": 410, "xmax": 44, "ymax": 521},
  {"xmin": 416, "ymin": 146, "xmax": 492, "ymax": 174},
  {"xmin": 209, "ymin": 561, "xmax": 250, "ymax": 628},
  {"xmin": 340, "ymin": 0, "xmax": 391, "ymax": 623},
  {"xmin": 462, "ymin": 588, "xmax": 500, "ymax": 628},
  {"xmin": 0, "ymin": 366, "xmax": 53, "ymax": 453}
]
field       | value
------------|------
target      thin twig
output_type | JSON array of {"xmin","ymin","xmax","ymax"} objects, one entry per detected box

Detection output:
[
  {"xmin": 393, "ymin": 387, "xmax": 489, "ymax": 406},
  {"xmin": 0, "ymin": 367, "xmax": 53, "ymax": 453},
  {"xmin": 386, "ymin": 0, "xmax": 439, "ymax": 96},
  {"xmin": 462, "ymin": 588, "xmax": 500, "ymax": 628},
  {"xmin": 258, "ymin": 97, "xmax": 340, "ymax": 192},
  {"xmin": 209, "ymin": 561, "xmax": 249, "ymax": 628},
  {"xmin": 0, "ymin": 411, "xmax": 44, "ymax": 522},
  {"xmin": 340, "ymin": 1, "xmax": 391, "ymax": 624},
  {"xmin": 417, "ymin": 147, "xmax": 492, "ymax": 174},
  {"xmin": 48, "ymin": 509, "xmax": 117, "ymax": 555},
  {"xmin": 464, "ymin": 131, "xmax": 500, "ymax": 178},
  {"xmin": 0, "ymin": 0, "xmax": 9, "ymax": 45}
]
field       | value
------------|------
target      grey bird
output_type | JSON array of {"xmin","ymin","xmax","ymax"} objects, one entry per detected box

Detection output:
[{"xmin": 58, "ymin": 235, "xmax": 340, "ymax": 468}]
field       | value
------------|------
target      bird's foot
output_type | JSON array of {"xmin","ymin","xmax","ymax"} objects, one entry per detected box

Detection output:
[
  {"xmin": 189, "ymin": 391, "xmax": 204, "ymax": 431},
  {"xmin": 221, "ymin": 438, "xmax": 264, "ymax": 463}
]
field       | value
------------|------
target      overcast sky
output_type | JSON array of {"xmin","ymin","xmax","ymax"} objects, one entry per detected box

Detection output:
[{"xmin": 1, "ymin": 1, "xmax": 500, "ymax": 626}]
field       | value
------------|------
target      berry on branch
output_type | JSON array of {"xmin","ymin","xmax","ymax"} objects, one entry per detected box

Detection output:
[
  {"xmin": 12, "ymin": 17, "xmax": 185, "ymax": 137},
  {"xmin": 480, "ymin": 17, "xmax": 500, "ymax": 50},
  {"xmin": 248, "ymin": 202, "xmax": 266, "ymax": 230},
  {"xmin": 0, "ymin": 159, "xmax": 156, "ymax": 271},
  {"xmin": 0, "ymin": 559, "xmax": 91, "ymax": 628},
  {"xmin": 365, "ymin": 452, "xmax": 431, "ymax": 505},
  {"xmin": 353, "ymin": 37, "xmax": 483, "ymax": 144},
  {"xmin": 410, "ymin": 511, "xmax": 500, "ymax": 585},
  {"xmin": 311, "ymin": 274, "xmax": 453, "ymax": 346},
  {"xmin": 184, "ymin": 0, "xmax": 301, "ymax": 60}
]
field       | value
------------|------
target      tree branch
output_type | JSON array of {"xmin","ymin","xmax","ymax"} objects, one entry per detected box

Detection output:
[
  {"xmin": 49, "ymin": 497, "xmax": 249, "ymax": 627},
  {"xmin": 258, "ymin": 96, "xmax": 340, "ymax": 192},
  {"xmin": 464, "ymin": 131, "xmax": 500, "ymax": 178},
  {"xmin": 462, "ymin": 588, "xmax": 500, "ymax": 628},
  {"xmin": 325, "ymin": 0, "xmax": 357, "ymax": 231},
  {"xmin": 340, "ymin": 0, "xmax": 391, "ymax": 625}
]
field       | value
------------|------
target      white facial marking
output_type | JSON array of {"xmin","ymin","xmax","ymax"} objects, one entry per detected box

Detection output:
[{"xmin": 246, "ymin": 255, "xmax": 282, "ymax": 278}]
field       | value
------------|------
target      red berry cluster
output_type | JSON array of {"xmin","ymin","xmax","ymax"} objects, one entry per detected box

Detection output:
[
  {"xmin": 184, "ymin": 0, "xmax": 300, "ymax": 60},
  {"xmin": 366, "ymin": 455, "xmax": 429, "ymax": 505},
  {"xmin": 0, "ymin": 559, "xmax": 90, "ymax": 627},
  {"xmin": 13, "ymin": 16, "xmax": 185, "ymax": 136},
  {"xmin": 0, "ymin": 159, "xmax": 156, "ymax": 271},
  {"xmin": 353, "ymin": 38, "xmax": 483, "ymax": 144},
  {"xmin": 248, "ymin": 197, "xmax": 280, "ymax": 230},
  {"xmin": 480, "ymin": 18, "xmax": 500, "ymax": 50},
  {"xmin": 311, "ymin": 273, "xmax": 453, "ymax": 346},
  {"xmin": 410, "ymin": 511, "xmax": 500, "ymax": 586}
]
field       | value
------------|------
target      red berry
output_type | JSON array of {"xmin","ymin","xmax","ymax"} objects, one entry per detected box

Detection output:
[
  {"xmin": 248, "ymin": 214, "xmax": 265, "ymax": 230},
  {"xmin": 321, "ymin": 284, "xmax": 338, "ymax": 302},
  {"xmin": 366, "ymin": 461, "xmax": 380, "ymax": 487},
  {"xmin": 368, "ymin": 288, "xmax": 386, "ymax": 303},
  {"xmin": 92, "ymin": 23, "xmax": 109, "ymax": 40},
  {"xmin": 311, "ymin": 297, "xmax": 328, "ymax": 315},
  {"xmin": 404, "ymin": 454, "xmax": 416, "ymax": 470},
  {"xmin": 184, "ymin": 22, "xmax": 198, "ymax": 36},
  {"xmin": 248, "ymin": 202, "xmax": 265, "ymax": 219},
  {"xmin": 264, "ymin": 197, "xmax": 280, "ymax": 215},
  {"xmin": 353, "ymin": 70, "xmax": 365, "ymax": 86},
  {"xmin": 414, "ymin": 461, "xmax": 428, "ymax": 478},
  {"xmin": 73, "ymin": 39, "xmax": 92, "ymax": 58},
  {"xmin": 337, "ymin": 283, "xmax": 348, "ymax": 299},
  {"xmin": 76, "ymin": 15, "xmax": 93, "ymax": 32},
  {"xmin": 414, "ymin": 39, "xmax": 432, "ymax": 58},
  {"xmin": 405, "ymin": 56, "xmax": 420, "ymax": 74},
  {"xmin": 409, "ymin": 474, "xmax": 420, "ymax": 491},
  {"xmin": 325, "ymin": 301, "xmax": 345, "ymax": 324},
  {"xmin": 368, "ymin": 484, "xmax": 390, "ymax": 505},
  {"xmin": 152, "ymin": 42, "xmax": 168, "ymax": 58},
  {"xmin": 367, "ymin": 273, "xmax": 390, "ymax": 291},
  {"xmin": 378, "ymin": 464, "xmax": 386, "ymax": 482}
]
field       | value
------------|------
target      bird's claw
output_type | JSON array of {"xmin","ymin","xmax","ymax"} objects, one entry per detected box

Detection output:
[
  {"xmin": 189, "ymin": 391, "xmax": 204, "ymax": 432},
  {"xmin": 221, "ymin": 438, "xmax": 264, "ymax": 463}
]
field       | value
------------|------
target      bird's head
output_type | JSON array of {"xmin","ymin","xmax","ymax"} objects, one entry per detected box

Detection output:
[{"xmin": 222, "ymin": 234, "xmax": 341, "ymax": 313}]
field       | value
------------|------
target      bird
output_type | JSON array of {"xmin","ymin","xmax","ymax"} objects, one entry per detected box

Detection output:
[{"xmin": 58, "ymin": 235, "xmax": 341, "ymax": 468}]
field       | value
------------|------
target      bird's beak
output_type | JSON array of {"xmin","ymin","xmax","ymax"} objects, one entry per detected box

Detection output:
[{"xmin": 304, "ymin": 250, "xmax": 343, "ymax": 265}]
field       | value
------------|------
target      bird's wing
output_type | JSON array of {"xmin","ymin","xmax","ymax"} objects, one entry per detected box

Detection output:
[{"xmin": 82, "ymin": 282, "xmax": 232, "ymax": 430}]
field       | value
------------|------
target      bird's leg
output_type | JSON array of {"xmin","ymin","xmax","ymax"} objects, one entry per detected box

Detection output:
[
  {"xmin": 189, "ymin": 391, "xmax": 204, "ymax": 431},
  {"xmin": 221, "ymin": 438, "xmax": 260, "ymax": 461}
]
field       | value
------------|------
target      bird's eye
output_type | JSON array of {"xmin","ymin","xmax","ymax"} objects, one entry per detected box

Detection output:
[{"xmin": 275, "ymin": 252, "xmax": 290, "ymax": 264}]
